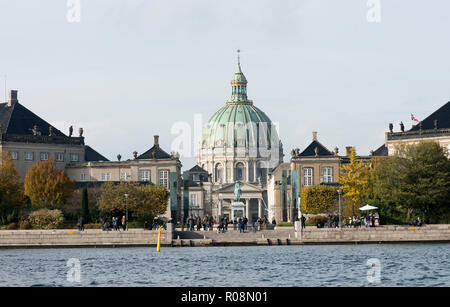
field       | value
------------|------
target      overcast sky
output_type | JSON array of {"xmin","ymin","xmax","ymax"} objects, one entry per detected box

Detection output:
[{"xmin": 1, "ymin": 0, "xmax": 449, "ymax": 168}]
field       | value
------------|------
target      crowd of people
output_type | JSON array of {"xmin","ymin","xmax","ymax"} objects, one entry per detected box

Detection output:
[
  {"xmin": 180, "ymin": 215, "xmax": 273, "ymax": 233},
  {"xmin": 314, "ymin": 213, "xmax": 381, "ymax": 228}
]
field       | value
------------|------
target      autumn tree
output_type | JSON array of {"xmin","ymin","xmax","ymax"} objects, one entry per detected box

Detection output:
[
  {"xmin": 338, "ymin": 147, "xmax": 370, "ymax": 216},
  {"xmin": 300, "ymin": 185, "xmax": 338, "ymax": 214},
  {"xmin": 24, "ymin": 157, "xmax": 75, "ymax": 209},
  {"xmin": 97, "ymin": 182, "xmax": 168, "ymax": 221},
  {"xmin": 372, "ymin": 142, "xmax": 450, "ymax": 223},
  {"xmin": 0, "ymin": 152, "xmax": 24, "ymax": 224}
]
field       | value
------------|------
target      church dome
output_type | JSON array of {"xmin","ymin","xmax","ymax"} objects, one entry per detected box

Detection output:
[{"xmin": 201, "ymin": 58, "xmax": 277, "ymax": 150}]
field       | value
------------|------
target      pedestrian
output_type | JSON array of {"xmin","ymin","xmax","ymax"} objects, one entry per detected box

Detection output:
[
  {"xmin": 122, "ymin": 215, "xmax": 126, "ymax": 231},
  {"xmin": 224, "ymin": 216, "xmax": 228, "ymax": 231},
  {"xmin": 243, "ymin": 217, "xmax": 248, "ymax": 232},
  {"xmin": 181, "ymin": 216, "xmax": 185, "ymax": 232},
  {"xmin": 238, "ymin": 218, "xmax": 243, "ymax": 233},
  {"xmin": 77, "ymin": 217, "xmax": 84, "ymax": 231},
  {"xmin": 301, "ymin": 215, "xmax": 306, "ymax": 229},
  {"xmin": 188, "ymin": 215, "xmax": 194, "ymax": 231},
  {"xmin": 209, "ymin": 216, "xmax": 214, "ymax": 231}
]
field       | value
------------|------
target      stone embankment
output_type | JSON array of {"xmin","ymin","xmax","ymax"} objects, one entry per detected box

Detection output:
[
  {"xmin": 0, "ymin": 229, "xmax": 172, "ymax": 249},
  {"xmin": 0, "ymin": 225, "xmax": 449, "ymax": 249}
]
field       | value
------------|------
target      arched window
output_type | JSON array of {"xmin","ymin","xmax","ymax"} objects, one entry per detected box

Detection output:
[
  {"xmin": 215, "ymin": 163, "xmax": 223, "ymax": 183},
  {"xmin": 235, "ymin": 162, "xmax": 245, "ymax": 181}
]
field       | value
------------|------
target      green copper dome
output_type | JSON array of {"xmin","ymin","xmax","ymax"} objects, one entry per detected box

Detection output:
[{"xmin": 201, "ymin": 61, "xmax": 276, "ymax": 150}]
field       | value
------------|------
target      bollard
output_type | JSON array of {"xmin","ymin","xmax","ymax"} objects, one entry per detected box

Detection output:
[{"xmin": 157, "ymin": 225, "xmax": 163, "ymax": 252}]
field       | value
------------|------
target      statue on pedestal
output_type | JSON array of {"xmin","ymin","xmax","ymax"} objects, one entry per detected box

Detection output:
[{"xmin": 234, "ymin": 181, "xmax": 242, "ymax": 203}]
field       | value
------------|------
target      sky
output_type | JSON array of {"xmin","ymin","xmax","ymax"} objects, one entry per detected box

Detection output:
[{"xmin": 1, "ymin": 0, "xmax": 449, "ymax": 168}]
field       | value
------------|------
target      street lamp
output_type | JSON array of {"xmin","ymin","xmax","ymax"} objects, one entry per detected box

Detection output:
[
  {"xmin": 124, "ymin": 194, "xmax": 129, "ymax": 231},
  {"xmin": 337, "ymin": 190, "xmax": 342, "ymax": 228}
]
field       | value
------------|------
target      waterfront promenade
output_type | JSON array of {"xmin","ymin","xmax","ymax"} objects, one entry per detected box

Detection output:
[{"xmin": 0, "ymin": 225, "xmax": 449, "ymax": 248}]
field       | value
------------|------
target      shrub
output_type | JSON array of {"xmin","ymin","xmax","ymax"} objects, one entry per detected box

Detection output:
[
  {"xmin": 6, "ymin": 222, "xmax": 18, "ymax": 230},
  {"xmin": 84, "ymin": 223, "xmax": 101, "ymax": 229},
  {"xmin": 19, "ymin": 220, "xmax": 31, "ymax": 230},
  {"xmin": 27, "ymin": 209, "xmax": 64, "ymax": 229},
  {"xmin": 301, "ymin": 185, "xmax": 338, "ymax": 214},
  {"xmin": 276, "ymin": 222, "xmax": 293, "ymax": 227},
  {"xmin": 306, "ymin": 216, "xmax": 328, "ymax": 227}
]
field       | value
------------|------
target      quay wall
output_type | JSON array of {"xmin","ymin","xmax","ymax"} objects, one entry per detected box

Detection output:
[{"xmin": 0, "ymin": 225, "xmax": 449, "ymax": 248}]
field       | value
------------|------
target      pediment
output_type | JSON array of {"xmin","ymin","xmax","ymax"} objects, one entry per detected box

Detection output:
[{"xmin": 215, "ymin": 182, "xmax": 263, "ymax": 193}]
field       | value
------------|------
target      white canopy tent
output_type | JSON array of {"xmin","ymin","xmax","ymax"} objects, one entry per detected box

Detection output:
[{"xmin": 359, "ymin": 204, "xmax": 378, "ymax": 211}]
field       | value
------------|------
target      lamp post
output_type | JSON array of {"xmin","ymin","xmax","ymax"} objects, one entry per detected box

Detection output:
[
  {"xmin": 124, "ymin": 194, "xmax": 129, "ymax": 231},
  {"xmin": 337, "ymin": 189, "xmax": 342, "ymax": 228}
]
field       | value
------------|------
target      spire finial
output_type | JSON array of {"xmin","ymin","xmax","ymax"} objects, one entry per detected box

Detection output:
[{"xmin": 237, "ymin": 49, "xmax": 241, "ymax": 64}]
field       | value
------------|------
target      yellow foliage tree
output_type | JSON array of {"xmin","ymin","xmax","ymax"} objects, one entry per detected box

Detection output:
[
  {"xmin": 338, "ymin": 147, "xmax": 370, "ymax": 216},
  {"xmin": 24, "ymin": 157, "xmax": 75, "ymax": 208},
  {"xmin": 0, "ymin": 152, "xmax": 24, "ymax": 223}
]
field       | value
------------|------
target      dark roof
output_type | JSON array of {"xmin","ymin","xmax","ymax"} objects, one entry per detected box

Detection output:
[
  {"xmin": 85, "ymin": 145, "xmax": 109, "ymax": 162},
  {"xmin": 410, "ymin": 101, "xmax": 450, "ymax": 131},
  {"xmin": 137, "ymin": 145, "xmax": 171, "ymax": 160},
  {"xmin": 299, "ymin": 140, "xmax": 334, "ymax": 157},
  {"xmin": 372, "ymin": 144, "xmax": 388, "ymax": 157},
  {"xmin": 188, "ymin": 165, "xmax": 208, "ymax": 173},
  {"xmin": 0, "ymin": 101, "xmax": 66, "ymax": 136}
]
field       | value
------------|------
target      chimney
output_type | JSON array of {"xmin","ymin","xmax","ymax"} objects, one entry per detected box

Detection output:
[
  {"xmin": 154, "ymin": 135, "xmax": 159, "ymax": 147},
  {"xmin": 312, "ymin": 131, "xmax": 318, "ymax": 141},
  {"xmin": 7, "ymin": 90, "xmax": 18, "ymax": 107}
]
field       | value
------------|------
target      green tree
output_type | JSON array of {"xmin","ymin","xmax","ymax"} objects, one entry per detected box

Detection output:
[
  {"xmin": 372, "ymin": 142, "xmax": 450, "ymax": 223},
  {"xmin": 300, "ymin": 185, "xmax": 338, "ymax": 214},
  {"xmin": 81, "ymin": 188, "xmax": 89, "ymax": 223},
  {"xmin": 97, "ymin": 182, "xmax": 168, "ymax": 222},
  {"xmin": 24, "ymin": 158, "xmax": 75, "ymax": 208},
  {"xmin": 0, "ymin": 152, "xmax": 24, "ymax": 224}
]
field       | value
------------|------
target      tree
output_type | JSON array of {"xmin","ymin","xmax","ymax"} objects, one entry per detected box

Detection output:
[
  {"xmin": 24, "ymin": 158, "xmax": 75, "ymax": 208},
  {"xmin": 300, "ymin": 185, "xmax": 338, "ymax": 214},
  {"xmin": 0, "ymin": 152, "xmax": 24, "ymax": 224},
  {"xmin": 338, "ymin": 147, "xmax": 370, "ymax": 216},
  {"xmin": 81, "ymin": 188, "xmax": 89, "ymax": 223},
  {"xmin": 372, "ymin": 142, "xmax": 450, "ymax": 223},
  {"xmin": 97, "ymin": 182, "xmax": 168, "ymax": 220}
]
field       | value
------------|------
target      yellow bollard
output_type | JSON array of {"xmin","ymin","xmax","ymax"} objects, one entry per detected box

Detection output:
[{"xmin": 156, "ymin": 225, "xmax": 163, "ymax": 252}]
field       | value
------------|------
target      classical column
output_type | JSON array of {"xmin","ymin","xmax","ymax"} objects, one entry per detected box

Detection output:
[
  {"xmin": 231, "ymin": 162, "xmax": 235, "ymax": 182},
  {"xmin": 246, "ymin": 162, "xmax": 250, "ymax": 183},
  {"xmin": 253, "ymin": 161, "xmax": 257, "ymax": 183},
  {"xmin": 218, "ymin": 199, "xmax": 223, "ymax": 218},
  {"xmin": 258, "ymin": 198, "xmax": 263, "ymax": 218},
  {"xmin": 245, "ymin": 199, "xmax": 250, "ymax": 219}
]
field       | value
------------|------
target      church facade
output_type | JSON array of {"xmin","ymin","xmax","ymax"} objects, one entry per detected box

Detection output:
[{"xmin": 194, "ymin": 57, "xmax": 284, "ymax": 222}]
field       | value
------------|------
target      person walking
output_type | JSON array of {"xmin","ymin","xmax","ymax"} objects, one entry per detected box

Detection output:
[
  {"xmin": 188, "ymin": 215, "xmax": 194, "ymax": 231},
  {"xmin": 301, "ymin": 215, "xmax": 306, "ymax": 229},
  {"xmin": 77, "ymin": 217, "xmax": 84, "ymax": 232},
  {"xmin": 181, "ymin": 216, "xmax": 185, "ymax": 232},
  {"xmin": 122, "ymin": 215, "xmax": 126, "ymax": 231},
  {"xmin": 243, "ymin": 217, "xmax": 248, "ymax": 232}
]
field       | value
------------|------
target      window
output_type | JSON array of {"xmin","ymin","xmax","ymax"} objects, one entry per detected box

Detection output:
[
  {"xmin": 80, "ymin": 173, "xmax": 87, "ymax": 181},
  {"xmin": 303, "ymin": 167, "xmax": 313, "ymax": 186},
  {"xmin": 101, "ymin": 173, "xmax": 111, "ymax": 181},
  {"xmin": 193, "ymin": 174, "xmax": 200, "ymax": 182},
  {"xmin": 140, "ymin": 170, "xmax": 150, "ymax": 182},
  {"xmin": 121, "ymin": 173, "xmax": 129, "ymax": 180},
  {"xmin": 55, "ymin": 153, "xmax": 64, "ymax": 162},
  {"xmin": 321, "ymin": 167, "xmax": 333, "ymax": 183},
  {"xmin": 190, "ymin": 193, "xmax": 197, "ymax": 206},
  {"xmin": 10, "ymin": 152, "xmax": 18, "ymax": 160},
  {"xmin": 159, "ymin": 170, "xmax": 169, "ymax": 189},
  {"xmin": 215, "ymin": 164, "xmax": 223, "ymax": 182},
  {"xmin": 40, "ymin": 152, "xmax": 49, "ymax": 161},
  {"xmin": 70, "ymin": 153, "xmax": 79, "ymax": 162},
  {"xmin": 25, "ymin": 152, "xmax": 34, "ymax": 161},
  {"xmin": 236, "ymin": 163, "xmax": 244, "ymax": 180}
]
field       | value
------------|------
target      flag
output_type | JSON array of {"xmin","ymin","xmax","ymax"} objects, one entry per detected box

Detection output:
[{"xmin": 411, "ymin": 114, "xmax": 419, "ymax": 122}]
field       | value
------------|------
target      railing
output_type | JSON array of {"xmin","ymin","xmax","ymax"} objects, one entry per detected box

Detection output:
[
  {"xmin": 1, "ymin": 134, "xmax": 85, "ymax": 145},
  {"xmin": 387, "ymin": 128, "xmax": 450, "ymax": 140}
]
